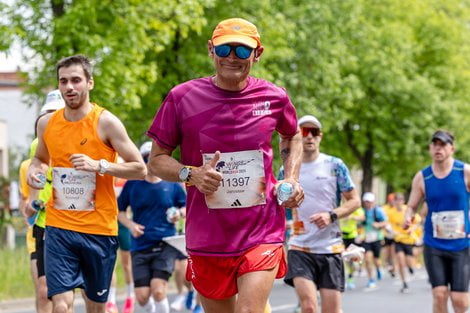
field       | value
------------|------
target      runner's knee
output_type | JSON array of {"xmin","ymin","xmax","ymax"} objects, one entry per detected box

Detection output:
[
  {"xmin": 299, "ymin": 300, "xmax": 317, "ymax": 313},
  {"xmin": 152, "ymin": 288, "xmax": 166, "ymax": 302},
  {"xmin": 52, "ymin": 301, "xmax": 69, "ymax": 313},
  {"xmin": 451, "ymin": 295, "xmax": 469, "ymax": 313},
  {"xmin": 135, "ymin": 292, "xmax": 149, "ymax": 306},
  {"xmin": 38, "ymin": 284, "xmax": 48, "ymax": 301},
  {"xmin": 433, "ymin": 288, "xmax": 449, "ymax": 304}
]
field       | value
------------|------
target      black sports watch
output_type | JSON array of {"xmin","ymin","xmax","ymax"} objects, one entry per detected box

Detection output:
[{"xmin": 329, "ymin": 211, "xmax": 338, "ymax": 223}]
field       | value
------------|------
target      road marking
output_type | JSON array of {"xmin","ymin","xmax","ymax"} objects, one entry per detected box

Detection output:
[
  {"xmin": 272, "ymin": 303, "xmax": 297, "ymax": 311},
  {"xmin": 363, "ymin": 286, "xmax": 380, "ymax": 292}
]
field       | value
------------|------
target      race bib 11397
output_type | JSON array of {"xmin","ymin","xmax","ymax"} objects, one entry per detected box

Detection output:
[{"xmin": 203, "ymin": 150, "xmax": 266, "ymax": 209}]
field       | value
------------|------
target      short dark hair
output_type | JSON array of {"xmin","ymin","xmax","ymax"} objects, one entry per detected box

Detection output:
[{"xmin": 56, "ymin": 54, "xmax": 93, "ymax": 81}]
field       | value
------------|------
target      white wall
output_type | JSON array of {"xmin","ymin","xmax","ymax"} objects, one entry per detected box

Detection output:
[
  {"xmin": 0, "ymin": 90, "xmax": 39, "ymax": 151},
  {"xmin": 350, "ymin": 168, "xmax": 387, "ymax": 205},
  {"xmin": 0, "ymin": 120, "xmax": 8, "ymax": 177}
]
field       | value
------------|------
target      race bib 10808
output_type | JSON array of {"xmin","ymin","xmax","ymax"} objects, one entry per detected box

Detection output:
[
  {"xmin": 203, "ymin": 150, "xmax": 266, "ymax": 209},
  {"xmin": 52, "ymin": 167, "xmax": 96, "ymax": 211}
]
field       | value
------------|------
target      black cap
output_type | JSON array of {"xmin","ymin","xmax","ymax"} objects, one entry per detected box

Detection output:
[{"xmin": 431, "ymin": 130, "xmax": 454, "ymax": 145}]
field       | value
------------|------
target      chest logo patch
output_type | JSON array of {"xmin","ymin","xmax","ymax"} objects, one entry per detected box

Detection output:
[{"xmin": 252, "ymin": 101, "xmax": 272, "ymax": 116}]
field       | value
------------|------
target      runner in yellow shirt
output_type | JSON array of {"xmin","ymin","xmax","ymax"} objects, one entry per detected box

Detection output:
[
  {"xmin": 19, "ymin": 157, "xmax": 41, "ymax": 311},
  {"xmin": 23, "ymin": 90, "xmax": 65, "ymax": 313},
  {"xmin": 341, "ymin": 208, "xmax": 365, "ymax": 289},
  {"xmin": 388, "ymin": 193, "xmax": 421, "ymax": 293},
  {"xmin": 382, "ymin": 193, "xmax": 397, "ymax": 278}
]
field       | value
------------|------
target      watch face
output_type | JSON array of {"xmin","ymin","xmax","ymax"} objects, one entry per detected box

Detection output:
[
  {"xmin": 330, "ymin": 212, "xmax": 338, "ymax": 222},
  {"xmin": 100, "ymin": 159, "xmax": 109, "ymax": 168},
  {"xmin": 179, "ymin": 167, "xmax": 190, "ymax": 181},
  {"xmin": 99, "ymin": 159, "xmax": 109, "ymax": 175}
]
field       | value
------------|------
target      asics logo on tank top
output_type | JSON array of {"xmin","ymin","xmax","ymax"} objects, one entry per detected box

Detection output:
[
  {"xmin": 252, "ymin": 101, "xmax": 272, "ymax": 116},
  {"xmin": 80, "ymin": 138, "xmax": 87, "ymax": 145}
]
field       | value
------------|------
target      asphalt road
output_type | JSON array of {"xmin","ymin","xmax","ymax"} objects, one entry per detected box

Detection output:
[
  {"xmin": 1, "ymin": 268, "xmax": 437, "ymax": 313},
  {"xmin": 270, "ymin": 267, "xmax": 433, "ymax": 313}
]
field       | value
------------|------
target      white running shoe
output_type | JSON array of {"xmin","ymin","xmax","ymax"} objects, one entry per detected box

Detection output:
[{"xmin": 170, "ymin": 294, "xmax": 186, "ymax": 311}]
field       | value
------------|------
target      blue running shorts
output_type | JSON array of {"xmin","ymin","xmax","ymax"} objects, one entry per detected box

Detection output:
[{"xmin": 45, "ymin": 226, "xmax": 118, "ymax": 302}]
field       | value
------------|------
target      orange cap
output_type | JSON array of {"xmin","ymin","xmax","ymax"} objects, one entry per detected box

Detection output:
[{"xmin": 212, "ymin": 18, "xmax": 261, "ymax": 49}]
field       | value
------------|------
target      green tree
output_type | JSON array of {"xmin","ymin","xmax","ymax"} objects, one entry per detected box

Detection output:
[
  {"xmin": 5, "ymin": 0, "xmax": 470, "ymax": 193},
  {"xmin": 6, "ymin": 0, "xmax": 295, "ymax": 162},
  {"xmin": 7, "ymin": 0, "xmax": 214, "ymax": 141},
  {"xmin": 280, "ymin": 0, "xmax": 470, "ymax": 192},
  {"xmin": 0, "ymin": 2, "xmax": 13, "ymax": 51}
]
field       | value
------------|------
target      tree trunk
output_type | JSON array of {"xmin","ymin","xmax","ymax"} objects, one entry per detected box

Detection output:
[
  {"xmin": 345, "ymin": 122, "xmax": 374, "ymax": 194},
  {"xmin": 51, "ymin": 1, "xmax": 65, "ymax": 18},
  {"xmin": 360, "ymin": 130, "xmax": 374, "ymax": 193},
  {"xmin": 361, "ymin": 160, "xmax": 373, "ymax": 193}
]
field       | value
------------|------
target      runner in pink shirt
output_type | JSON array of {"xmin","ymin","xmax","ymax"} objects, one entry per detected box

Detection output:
[{"xmin": 147, "ymin": 18, "xmax": 303, "ymax": 313}]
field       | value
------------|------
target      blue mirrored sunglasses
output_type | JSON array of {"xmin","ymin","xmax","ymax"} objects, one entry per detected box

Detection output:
[{"xmin": 214, "ymin": 44, "xmax": 254, "ymax": 59}]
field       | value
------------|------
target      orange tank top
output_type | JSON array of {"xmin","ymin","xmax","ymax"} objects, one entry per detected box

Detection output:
[{"xmin": 43, "ymin": 103, "xmax": 118, "ymax": 236}]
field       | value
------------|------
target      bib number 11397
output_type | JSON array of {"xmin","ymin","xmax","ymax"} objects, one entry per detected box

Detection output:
[{"xmin": 203, "ymin": 150, "xmax": 266, "ymax": 209}]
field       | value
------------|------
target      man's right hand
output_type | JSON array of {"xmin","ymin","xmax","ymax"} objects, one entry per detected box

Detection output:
[
  {"xmin": 130, "ymin": 222, "xmax": 145, "ymax": 238},
  {"xmin": 27, "ymin": 172, "xmax": 46, "ymax": 190},
  {"xmin": 25, "ymin": 201, "xmax": 38, "ymax": 218},
  {"xmin": 191, "ymin": 151, "xmax": 223, "ymax": 195},
  {"xmin": 403, "ymin": 208, "xmax": 415, "ymax": 230}
]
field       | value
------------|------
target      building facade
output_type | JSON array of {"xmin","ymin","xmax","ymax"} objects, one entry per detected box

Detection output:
[{"xmin": 0, "ymin": 71, "xmax": 39, "ymax": 177}]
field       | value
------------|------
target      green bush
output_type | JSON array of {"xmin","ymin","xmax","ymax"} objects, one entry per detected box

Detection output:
[
  {"xmin": 0, "ymin": 247, "xmax": 34, "ymax": 301},
  {"xmin": 0, "ymin": 245, "xmax": 129, "ymax": 301}
]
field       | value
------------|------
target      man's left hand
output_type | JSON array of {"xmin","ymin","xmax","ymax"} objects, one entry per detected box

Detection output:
[
  {"xmin": 276, "ymin": 179, "xmax": 304, "ymax": 208},
  {"xmin": 310, "ymin": 212, "xmax": 331, "ymax": 229}
]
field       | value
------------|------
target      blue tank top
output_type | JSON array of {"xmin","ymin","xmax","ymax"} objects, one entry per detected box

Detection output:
[{"xmin": 422, "ymin": 160, "xmax": 470, "ymax": 251}]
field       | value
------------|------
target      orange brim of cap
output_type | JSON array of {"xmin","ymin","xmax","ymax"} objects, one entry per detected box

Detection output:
[{"xmin": 212, "ymin": 35, "xmax": 258, "ymax": 48}]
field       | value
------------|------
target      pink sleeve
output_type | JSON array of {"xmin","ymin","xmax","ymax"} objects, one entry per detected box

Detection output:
[
  {"xmin": 146, "ymin": 92, "xmax": 181, "ymax": 150},
  {"xmin": 276, "ymin": 92, "xmax": 298, "ymax": 137}
]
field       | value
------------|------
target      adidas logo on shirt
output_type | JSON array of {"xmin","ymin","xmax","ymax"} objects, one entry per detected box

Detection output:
[{"xmin": 231, "ymin": 199, "xmax": 242, "ymax": 207}]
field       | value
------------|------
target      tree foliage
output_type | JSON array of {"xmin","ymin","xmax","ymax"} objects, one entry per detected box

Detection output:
[
  {"xmin": 0, "ymin": 2, "xmax": 14, "ymax": 51},
  {"xmin": 8, "ymin": 0, "xmax": 215, "ymax": 140},
  {"xmin": 4, "ymin": 0, "xmax": 470, "ymax": 192},
  {"xmin": 278, "ymin": 0, "xmax": 470, "ymax": 191}
]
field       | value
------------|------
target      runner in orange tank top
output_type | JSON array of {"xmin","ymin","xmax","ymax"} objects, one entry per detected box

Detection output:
[{"xmin": 27, "ymin": 55, "xmax": 146, "ymax": 313}]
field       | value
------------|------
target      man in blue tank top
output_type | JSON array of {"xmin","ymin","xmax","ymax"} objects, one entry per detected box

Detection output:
[{"xmin": 405, "ymin": 130, "xmax": 470, "ymax": 313}]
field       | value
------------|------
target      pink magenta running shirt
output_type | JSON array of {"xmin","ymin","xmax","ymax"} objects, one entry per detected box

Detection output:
[{"xmin": 147, "ymin": 76, "xmax": 298, "ymax": 256}]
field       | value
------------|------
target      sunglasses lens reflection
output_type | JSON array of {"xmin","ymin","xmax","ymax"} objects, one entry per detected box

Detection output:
[
  {"xmin": 235, "ymin": 46, "xmax": 252, "ymax": 59},
  {"xmin": 214, "ymin": 45, "xmax": 231, "ymax": 57},
  {"xmin": 301, "ymin": 127, "xmax": 320, "ymax": 137}
]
